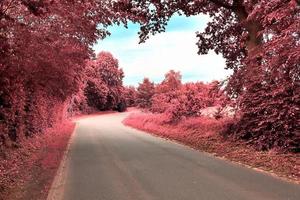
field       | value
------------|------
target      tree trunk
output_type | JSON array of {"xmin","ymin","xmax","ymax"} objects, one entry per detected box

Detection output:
[{"xmin": 233, "ymin": 2, "xmax": 263, "ymax": 53}]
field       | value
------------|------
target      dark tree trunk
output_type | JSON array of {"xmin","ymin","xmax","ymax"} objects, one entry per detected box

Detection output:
[{"xmin": 233, "ymin": 1, "xmax": 263, "ymax": 53}]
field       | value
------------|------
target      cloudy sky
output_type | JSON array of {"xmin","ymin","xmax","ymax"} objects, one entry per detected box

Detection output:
[{"xmin": 93, "ymin": 14, "xmax": 232, "ymax": 86}]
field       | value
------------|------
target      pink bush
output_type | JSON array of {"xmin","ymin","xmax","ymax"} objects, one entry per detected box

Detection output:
[
  {"xmin": 68, "ymin": 52, "xmax": 127, "ymax": 114},
  {"xmin": 123, "ymin": 86, "xmax": 138, "ymax": 107},
  {"xmin": 0, "ymin": 120, "xmax": 75, "ymax": 200},
  {"xmin": 145, "ymin": 71, "xmax": 228, "ymax": 122},
  {"xmin": 136, "ymin": 78, "xmax": 155, "ymax": 108},
  {"xmin": 0, "ymin": 0, "xmax": 133, "ymax": 153},
  {"xmin": 120, "ymin": 0, "xmax": 300, "ymax": 152},
  {"xmin": 123, "ymin": 112, "xmax": 233, "ymax": 142}
]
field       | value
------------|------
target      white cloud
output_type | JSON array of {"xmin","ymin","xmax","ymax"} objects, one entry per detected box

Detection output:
[{"xmin": 93, "ymin": 17, "xmax": 232, "ymax": 86}]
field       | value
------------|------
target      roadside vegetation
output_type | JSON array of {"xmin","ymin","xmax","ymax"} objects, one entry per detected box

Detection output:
[
  {"xmin": 1, "ymin": 0, "xmax": 299, "ymax": 198},
  {"xmin": 123, "ymin": 70, "xmax": 299, "ymax": 181},
  {"xmin": 0, "ymin": 1, "xmax": 131, "ymax": 198}
]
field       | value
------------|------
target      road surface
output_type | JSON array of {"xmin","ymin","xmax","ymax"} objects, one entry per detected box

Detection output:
[{"xmin": 47, "ymin": 111, "xmax": 300, "ymax": 200}]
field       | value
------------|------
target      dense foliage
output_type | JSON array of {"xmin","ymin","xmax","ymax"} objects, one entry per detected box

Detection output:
[
  {"xmin": 123, "ymin": 86, "xmax": 138, "ymax": 107},
  {"xmin": 0, "ymin": 1, "xmax": 130, "ymax": 151},
  {"xmin": 136, "ymin": 71, "xmax": 227, "ymax": 122},
  {"xmin": 85, "ymin": 52, "xmax": 125, "ymax": 111},
  {"xmin": 121, "ymin": 0, "xmax": 300, "ymax": 151},
  {"xmin": 1, "ymin": 0, "xmax": 298, "ymax": 153},
  {"xmin": 136, "ymin": 78, "xmax": 155, "ymax": 108},
  {"xmin": 63, "ymin": 51, "xmax": 129, "ymax": 115}
]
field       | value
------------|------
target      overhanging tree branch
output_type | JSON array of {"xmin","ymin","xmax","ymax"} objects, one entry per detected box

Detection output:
[{"xmin": 209, "ymin": 0, "xmax": 234, "ymax": 9}]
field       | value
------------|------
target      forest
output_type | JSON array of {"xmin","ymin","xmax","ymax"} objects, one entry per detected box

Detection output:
[{"xmin": 0, "ymin": 0, "xmax": 299, "ymax": 199}]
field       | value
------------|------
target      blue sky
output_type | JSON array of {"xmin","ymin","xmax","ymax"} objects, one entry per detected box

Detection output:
[{"xmin": 93, "ymin": 14, "xmax": 232, "ymax": 86}]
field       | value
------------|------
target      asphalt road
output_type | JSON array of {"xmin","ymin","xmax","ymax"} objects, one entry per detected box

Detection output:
[{"xmin": 47, "ymin": 111, "xmax": 300, "ymax": 200}]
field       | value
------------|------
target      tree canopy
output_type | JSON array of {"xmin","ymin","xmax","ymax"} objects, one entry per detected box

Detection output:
[
  {"xmin": 123, "ymin": 0, "xmax": 299, "ymax": 151},
  {"xmin": 0, "ymin": 0, "xmax": 298, "ymax": 152}
]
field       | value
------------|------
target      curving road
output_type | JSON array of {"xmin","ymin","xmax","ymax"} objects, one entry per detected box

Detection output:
[{"xmin": 47, "ymin": 111, "xmax": 300, "ymax": 200}]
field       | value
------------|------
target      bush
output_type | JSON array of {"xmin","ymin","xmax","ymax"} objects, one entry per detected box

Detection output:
[
  {"xmin": 136, "ymin": 78, "xmax": 155, "ymax": 108},
  {"xmin": 228, "ymin": 81, "xmax": 300, "ymax": 152},
  {"xmin": 116, "ymin": 101, "xmax": 127, "ymax": 112},
  {"xmin": 150, "ymin": 79, "xmax": 227, "ymax": 122}
]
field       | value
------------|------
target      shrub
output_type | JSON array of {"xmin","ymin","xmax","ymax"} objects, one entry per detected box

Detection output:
[{"xmin": 136, "ymin": 78, "xmax": 155, "ymax": 108}]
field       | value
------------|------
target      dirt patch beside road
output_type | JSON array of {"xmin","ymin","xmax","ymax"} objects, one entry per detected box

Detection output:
[{"xmin": 0, "ymin": 121, "xmax": 75, "ymax": 200}]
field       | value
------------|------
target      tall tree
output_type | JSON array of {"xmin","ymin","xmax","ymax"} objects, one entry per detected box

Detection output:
[
  {"xmin": 85, "ymin": 52, "xmax": 125, "ymax": 111},
  {"xmin": 156, "ymin": 70, "xmax": 182, "ymax": 93},
  {"xmin": 120, "ymin": 0, "xmax": 300, "ymax": 151},
  {"xmin": 123, "ymin": 86, "xmax": 138, "ymax": 107},
  {"xmin": 136, "ymin": 78, "xmax": 155, "ymax": 108},
  {"xmin": 0, "ymin": 0, "xmax": 131, "ymax": 147}
]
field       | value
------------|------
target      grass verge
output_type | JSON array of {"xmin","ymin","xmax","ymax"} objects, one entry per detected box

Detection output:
[
  {"xmin": 123, "ymin": 112, "xmax": 299, "ymax": 183},
  {"xmin": 0, "ymin": 121, "xmax": 75, "ymax": 200}
]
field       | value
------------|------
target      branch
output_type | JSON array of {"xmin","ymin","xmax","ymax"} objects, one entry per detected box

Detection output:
[
  {"xmin": 209, "ymin": 0, "xmax": 234, "ymax": 10},
  {"xmin": 0, "ymin": 0, "xmax": 17, "ymax": 19}
]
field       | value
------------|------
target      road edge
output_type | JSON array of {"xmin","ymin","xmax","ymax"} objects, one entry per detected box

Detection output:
[
  {"xmin": 123, "ymin": 121, "xmax": 300, "ymax": 185},
  {"xmin": 46, "ymin": 124, "xmax": 78, "ymax": 200}
]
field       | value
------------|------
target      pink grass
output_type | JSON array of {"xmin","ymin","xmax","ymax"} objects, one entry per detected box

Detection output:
[
  {"xmin": 0, "ymin": 121, "xmax": 75, "ymax": 200},
  {"xmin": 123, "ymin": 112, "xmax": 300, "ymax": 183}
]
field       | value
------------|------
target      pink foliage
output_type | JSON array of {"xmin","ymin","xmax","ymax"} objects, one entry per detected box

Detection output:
[
  {"xmin": 123, "ymin": 86, "xmax": 138, "ymax": 107},
  {"xmin": 0, "ymin": 121, "xmax": 75, "ymax": 200},
  {"xmin": 0, "ymin": 0, "xmax": 132, "ymax": 154},
  {"xmin": 121, "ymin": 1, "xmax": 300, "ymax": 152},
  {"xmin": 141, "ymin": 70, "xmax": 228, "ymax": 122},
  {"xmin": 123, "ymin": 112, "xmax": 232, "ymax": 144},
  {"xmin": 136, "ymin": 78, "xmax": 155, "ymax": 108},
  {"xmin": 123, "ymin": 112, "xmax": 300, "ymax": 181},
  {"xmin": 69, "ymin": 52, "xmax": 126, "ymax": 113}
]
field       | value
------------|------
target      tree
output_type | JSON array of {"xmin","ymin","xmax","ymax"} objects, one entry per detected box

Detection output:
[
  {"xmin": 151, "ymin": 79, "xmax": 227, "ymax": 122},
  {"xmin": 136, "ymin": 78, "xmax": 155, "ymax": 108},
  {"xmin": 123, "ymin": 86, "xmax": 138, "ymax": 107},
  {"xmin": 151, "ymin": 70, "xmax": 182, "ymax": 113},
  {"xmin": 84, "ymin": 52, "xmax": 125, "ymax": 111},
  {"xmin": 84, "ymin": 79, "xmax": 109, "ymax": 111},
  {"xmin": 122, "ymin": 0, "xmax": 300, "ymax": 151},
  {"xmin": 156, "ymin": 70, "xmax": 182, "ymax": 93},
  {"xmin": 0, "ymin": 0, "xmax": 131, "ymax": 149},
  {"xmin": 66, "ymin": 85, "xmax": 89, "ymax": 116},
  {"xmin": 95, "ymin": 52, "xmax": 125, "ymax": 110}
]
